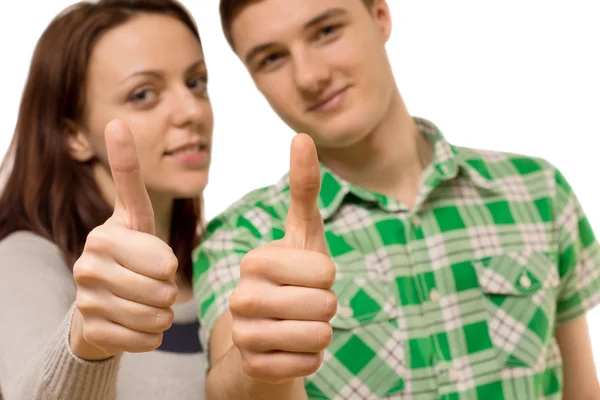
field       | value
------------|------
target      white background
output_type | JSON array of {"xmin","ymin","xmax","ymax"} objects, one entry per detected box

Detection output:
[{"xmin": 2, "ymin": 0, "xmax": 599, "ymax": 376}]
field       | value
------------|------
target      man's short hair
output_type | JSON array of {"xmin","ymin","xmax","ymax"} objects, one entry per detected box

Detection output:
[{"xmin": 220, "ymin": 0, "xmax": 375, "ymax": 48}]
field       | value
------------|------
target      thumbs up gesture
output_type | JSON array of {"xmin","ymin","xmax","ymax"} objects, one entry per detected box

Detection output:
[
  {"xmin": 70, "ymin": 120, "xmax": 179, "ymax": 360},
  {"xmin": 229, "ymin": 134, "xmax": 337, "ymax": 383}
]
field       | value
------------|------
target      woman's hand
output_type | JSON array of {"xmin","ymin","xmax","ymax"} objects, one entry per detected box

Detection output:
[{"xmin": 70, "ymin": 120, "xmax": 178, "ymax": 360}]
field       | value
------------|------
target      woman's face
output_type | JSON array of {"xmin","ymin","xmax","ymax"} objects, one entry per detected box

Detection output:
[{"xmin": 71, "ymin": 13, "xmax": 213, "ymax": 202}]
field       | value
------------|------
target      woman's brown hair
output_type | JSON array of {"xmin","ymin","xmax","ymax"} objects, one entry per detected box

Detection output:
[{"xmin": 0, "ymin": 0, "xmax": 203, "ymax": 283}]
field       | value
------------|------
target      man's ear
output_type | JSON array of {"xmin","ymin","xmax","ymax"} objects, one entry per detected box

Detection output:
[
  {"xmin": 64, "ymin": 119, "xmax": 95, "ymax": 162},
  {"xmin": 371, "ymin": 0, "xmax": 392, "ymax": 42}
]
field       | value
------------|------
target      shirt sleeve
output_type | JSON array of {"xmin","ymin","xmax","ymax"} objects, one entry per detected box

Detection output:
[
  {"xmin": 192, "ymin": 207, "xmax": 274, "ymax": 368},
  {"xmin": 553, "ymin": 167, "xmax": 600, "ymax": 324}
]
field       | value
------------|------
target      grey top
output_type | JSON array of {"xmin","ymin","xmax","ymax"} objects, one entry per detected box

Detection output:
[{"xmin": 0, "ymin": 231, "xmax": 205, "ymax": 400}]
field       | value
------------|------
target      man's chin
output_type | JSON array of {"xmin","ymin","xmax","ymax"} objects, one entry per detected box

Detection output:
[{"xmin": 305, "ymin": 125, "xmax": 370, "ymax": 150}]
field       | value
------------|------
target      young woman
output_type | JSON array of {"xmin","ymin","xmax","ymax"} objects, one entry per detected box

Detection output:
[{"xmin": 0, "ymin": 0, "xmax": 212, "ymax": 398}]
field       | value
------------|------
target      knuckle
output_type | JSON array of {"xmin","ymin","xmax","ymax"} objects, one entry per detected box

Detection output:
[
  {"xmin": 314, "ymin": 322, "xmax": 333, "ymax": 350},
  {"xmin": 322, "ymin": 290, "xmax": 338, "ymax": 321},
  {"xmin": 160, "ymin": 249, "xmax": 178, "ymax": 279},
  {"xmin": 72, "ymin": 258, "xmax": 100, "ymax": 285},
  {"xmin": 242, "ymin": 354, "xmax": 266, "ymax": 378},
  {"xmin": 156, "ymin": 282, "xmax": 178, "ymax": 307},
  {"xmin": 240, "ymin": 357, "xmax": 256, "ymax": 377},
  {"xmin": 143, "ymin": 333, "xmax": 163, "ymax": 351},
  {"xmin": 231, "ymin": 323, "xmax": 253, "ymax": 350},
  {"xmin": 229, "ymin": 290, "xmax": 260, "ymax": 315},
  {"xmin": 303, "ymin": 353, "xmax": 324, "ymax": 376},
  {"xmin": 75, "ymin": 292, "xmax": 100, "ymax": 315},
  {"xmin": 240, "ymin": 250, "xmax": 265, "ymax": 277},
  {"xmin": 129, "ymin": 332, "xmax": 162, "ymax": 353},
  {"xmin": 83, "ymin": 324, "xmax": 108, "ymax": 346},
  {"xmin": 153, "ymin": 308, "xmax": 174, "ymax": 331},
  {"xmin": 318, "ymin": 255, "xmax": 336, "ymax": 288},
  {"xmin": 84, "ymin": 227, "xmax": 113, "ymax": 253}
]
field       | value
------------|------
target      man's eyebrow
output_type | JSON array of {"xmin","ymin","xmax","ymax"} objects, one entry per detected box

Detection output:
[
  {"xmin": 244, "ymin": 8, "xmax": 349, "ymax": 65},
  {"xmin": 303, "ymin": 8, "xmax": 348, "ymax": 30}
]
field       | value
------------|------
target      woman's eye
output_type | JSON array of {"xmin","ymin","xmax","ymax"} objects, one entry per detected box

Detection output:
[
  {"xmin": 128, "ymin": 88, "xmax": 156, "ymax": 103},
  {"xmin": 188, "ymin": 76, "xmax": 208, "ymax": 92}
]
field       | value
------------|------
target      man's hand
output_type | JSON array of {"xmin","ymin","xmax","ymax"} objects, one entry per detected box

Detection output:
[{"xmin": 229, "ymin": 133, "xmax": 337, "ymax": 383}]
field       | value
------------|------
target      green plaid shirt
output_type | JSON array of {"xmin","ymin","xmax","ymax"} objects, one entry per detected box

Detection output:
[{"xmin": 193, "ymin": 118, "xmax": 600, "ymax": 399}]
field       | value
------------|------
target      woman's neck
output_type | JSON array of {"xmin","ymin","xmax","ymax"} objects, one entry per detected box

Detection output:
[
  {"xmin": 148, "ymin": 191, "xmax": 194, "ymax": 303},
  {"xmin": 147, "ymin": 191, "xmax": 173, "ymax": 244},
  {"xmin": 93, "ymin": 165, "xmax": 173, "ymax": 241}
]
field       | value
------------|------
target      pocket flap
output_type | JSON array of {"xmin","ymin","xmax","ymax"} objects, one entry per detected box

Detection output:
[{"xmin": 474, "ymin": 251, "xmax": 559, "ymax": 296}]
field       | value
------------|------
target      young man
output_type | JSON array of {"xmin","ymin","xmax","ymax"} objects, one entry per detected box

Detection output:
[{"xmin": 193, "ymin": 0, "xmax": 600, "ymax": 398}]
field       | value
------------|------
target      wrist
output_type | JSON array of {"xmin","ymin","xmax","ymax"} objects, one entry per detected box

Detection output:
[
  {"xmin": 238, "ymin": 361, "xmax": 307, "ymax": 400},
  {"xmin": 241, "ymin": 375, "xmax": 305, "ymax": 391}
]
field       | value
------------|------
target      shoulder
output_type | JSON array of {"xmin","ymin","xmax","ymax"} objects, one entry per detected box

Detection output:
[
  {"xmin": 456, "ymin": 145, "xmax": 556, "ymax": 175},
  {"xmin": 0, "ymin": 230, "xmax": 76, "ymax": 315},
  {"xmin": 203, "ymin": 176, "xmax": 291, "ymax": 242},
  {"xmin": 0, "ymin": 230, "xmax": 64, "ymax": 260},
  {"xmin": 0, "ymin": 230, "xmax": 71, "ymax": 279},
  {"xmin": 454, "ymin": 145, "xmax": 563, "ymax": 196}
]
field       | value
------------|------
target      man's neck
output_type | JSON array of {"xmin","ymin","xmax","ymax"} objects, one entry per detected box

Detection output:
[{"xmin": 317, "ymin": 91, "xmax": 433, "ymax": 208}]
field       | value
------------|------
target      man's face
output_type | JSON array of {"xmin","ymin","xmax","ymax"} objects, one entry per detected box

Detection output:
[{"xmin": 230, "ymin": 0, "xmax": 395, "ymax": 149}]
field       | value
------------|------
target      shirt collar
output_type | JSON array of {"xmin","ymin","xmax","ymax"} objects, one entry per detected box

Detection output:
[
  {"xmin": 416, "ymin": 117, "xmax": 496, "ymax": 190},
  {"xmin": 277, "ymin": 117, "xmax": 498, "ymax": 220}
]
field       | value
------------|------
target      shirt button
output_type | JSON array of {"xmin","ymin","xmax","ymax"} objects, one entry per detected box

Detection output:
[
  {"xmin": 429, "ymin": 289, "xmax": 440, "ymax": 303},
  {"xmin": 339, "ymin": 306, "xmax": 353, "ymax": 318},
  {"xmin": 448, "ymin": 368, "xmax": 460, "ymax": 382},
  {"xmin": 519, "ymin": 274, "xmax": 532, "ymax": 290},
  {"xmin": 412, "ymin": 215, "xmax": 421, "ymax": 227}
]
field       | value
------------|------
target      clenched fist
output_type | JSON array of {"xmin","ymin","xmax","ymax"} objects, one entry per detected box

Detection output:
[
  {"xmin": 70, "ymin": 120, "xmax": 178, "ymax": 360},
  {"xmin": 229, "ymin": 134, "xmax": 337, "ymax": 383}
]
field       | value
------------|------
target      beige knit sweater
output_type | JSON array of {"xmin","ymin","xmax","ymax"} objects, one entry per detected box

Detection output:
[{"xmin": 0, "ymin": 231, "xmax": 206, "ymax": 399}]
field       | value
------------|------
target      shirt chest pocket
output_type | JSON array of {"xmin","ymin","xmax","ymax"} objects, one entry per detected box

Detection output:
[
  {"xmin": 474, "ymin": 251, "xmax": 561, "ymax": 370},
  {"xmin": 304, "ymin": 276, "xmax": 405, "ymax": 399}
]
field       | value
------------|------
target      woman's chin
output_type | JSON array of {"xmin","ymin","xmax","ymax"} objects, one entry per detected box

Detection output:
[
  {"xmin": 170, "ymin": 186, "xmax": 206, "ymax": 200},
  {"xmin": 148, "ymin": 181, "xmax": 207, "ymax": 202}
]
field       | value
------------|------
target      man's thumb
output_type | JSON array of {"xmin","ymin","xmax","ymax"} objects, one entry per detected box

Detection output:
[{"xmin": 284, "ymin": 134, "xmax": 327, "ymax": 254}]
